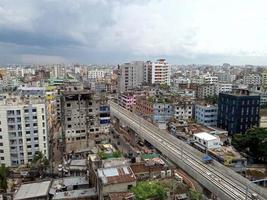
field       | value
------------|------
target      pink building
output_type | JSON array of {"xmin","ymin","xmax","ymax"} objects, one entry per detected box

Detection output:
[{"xmin": 119, "ymin": 93, "xmax": 136, "ymax": 111}]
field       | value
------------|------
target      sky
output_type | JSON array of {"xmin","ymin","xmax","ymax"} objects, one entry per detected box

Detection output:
[{"xmin": 1, "ymin": 0, "xmax": 267, "ymax": 65}]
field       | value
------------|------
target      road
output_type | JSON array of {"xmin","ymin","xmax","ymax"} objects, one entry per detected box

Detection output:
[{"xmin": 110, "ymin": 101, "xmax": 267, "ymax": 200}]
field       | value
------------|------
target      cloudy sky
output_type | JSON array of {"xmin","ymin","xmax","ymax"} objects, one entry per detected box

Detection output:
[{"xmin": 1, "ymin": 0, "xmax": 267, "ymax": 65}]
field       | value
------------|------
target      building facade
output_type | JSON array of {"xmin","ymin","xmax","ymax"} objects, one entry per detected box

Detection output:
[
  {"xmin": 215, "ymin": 83, "xmax": 233, "ymax": 95},
  {"xmin": 118, "ymin": 61, "xmax": 144, "ymax": 93},
  {"xmin": 195, "ymin": 104, "xmax": 218, "ymax": 126},
  {"xmin": 61, "ymin": 90, "xmax": 110, "ymax": 152},
  {"xmin": 197, "ymin": 84, "xmax": 216, "ymax": 99},
  {"xmin": 173, "ymin": 100, "xmax": 193, "ymax": 121},
  {"xmin": 145, "ymin": 59, "xmax": 170, "ymax": 86},
  {"xmin": 0, "ymin": 95, "xmax": 49, "ymax": 166},
  {"xmin": 217, "ymin": 91, "xmax": 260, "ymax": 134},
  {"xmin": 243, "ymin": 74, "xmax": 261, "ymax": 85}
]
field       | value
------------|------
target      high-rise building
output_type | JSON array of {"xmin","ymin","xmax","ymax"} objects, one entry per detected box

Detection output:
[
  {"xmin": 217, "ymin": 90, "xmax": 260, "ymax": 135},
  {"xmin": 118, "ymin": 61, "xmax": 144, "ymax": 93},
  {"xmin": 61, "ymin": 90, "xmax": 110, "ymax": 152},
  {"xmin": 145, "ymin": 59, "xmax": 170, "ymax": 86},
  {"xmin": 0, "ymin": 95, "xmax": 48, "ymax": 167}
]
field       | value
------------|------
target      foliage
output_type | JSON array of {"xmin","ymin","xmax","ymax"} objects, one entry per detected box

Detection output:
[
  {"xmin": 232, "ymin": 128, "xmax": 267, "ymax": 162},
  {"xmin": 0, "ymin": 164, "xmax": 9, "ymax": 191},
  {"xmin": 97, "ymin": 151, "xmax": 108, "ymax": 160},
  {"xmin": 159, "ymin": 83, "xmax": 170, "ymax": 90},
  {"xmin": 130, "ymin": 181, "xmax": 167, "ymax": 200},
  {"xmin": 31, "ymin": 151, "xmax": 49, "ymax": 173},
  {"xmin": 204, "ymin": 95, "xmax": 218, "ymax": 104},
  {"xmin": 188, "ymin": 189, "xmax": 203, "ymax": 200},
  {"xmin": 112, "ymin": 151, "xmax": 122, "ymax": 158}
]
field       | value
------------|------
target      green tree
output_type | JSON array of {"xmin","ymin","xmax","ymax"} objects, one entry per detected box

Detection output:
[
  {"xmin": 97, "ymin": 151, "xmax": 108, "ymax": 160},
  {"xmin": 204, "ymin": 95, "xmax": 218, "ymax": 104},
  {"xmin": 232, "ymin": 128, "xmax": 267, "ymax": 162},
  {"xmin": 0, "ymin": 164, "xmax": 9, "ymax": 191},
  {"xmin": 188, "ymin": 189, "xmax": 203, "ymax": 200},
  {"xmin": 31, "ymin": 151, "xmax": 49, "ymax": 174},
  {"xmin": 130, "ymin": 181, "xmax": 167, "ymax": 200},
  {"xmin": 112, "ymin": 151, "xmax": 122, "ymax": 158}
]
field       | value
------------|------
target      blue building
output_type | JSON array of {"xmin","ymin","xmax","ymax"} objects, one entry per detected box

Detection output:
[
  {"xmin": 152, "ymin": 103, "xmax": 173, "ymax": 124},
  {"xmin": 195, "ymin": 104, "xmax": 218, "ymax": 126},
  {"xmin": 217, "ymin": 90, "xmax": 260, "ymax": 135}
]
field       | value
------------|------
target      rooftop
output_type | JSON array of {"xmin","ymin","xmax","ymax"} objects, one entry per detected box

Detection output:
[
  {"xmin": 52, "ymin": 188, "xmax": 97, "ymax": 200},
  {"xmin": 194, "ymin": 132, "xmax": 217, "ymax": 141},
  {"xmin": 97, "ymin": 165, "xmax": 136, "ymax": 185},
  {"xmin": 108, "ymin": 192, "xmax": 134, "ymax": 200},
  {"xmin": 14, "ymin": 180, "xmax": 51, "ymax": 200}
]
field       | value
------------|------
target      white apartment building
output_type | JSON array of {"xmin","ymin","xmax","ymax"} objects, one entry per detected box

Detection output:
[
  {"xmin": 243, "ymin": 74, "xmax": 261, "ymax": 85},
  {"xmin": 204, "ymin": 76, "xmax": 218, "ymax": 84},
  {"xmin": 118, "ymin": 61, "xmax": 145, "ymax": 93},
  {"xmin": 174, "ymin": 100, "xmax": 193, "ymax": 120},
  {"xmin": 146, "ymin": 59, "xmax": 171, "ymax": 86},
  {"xmin": 88, "ymin": 68, "xmax": 112, "ymax": 80},
  {"xmin": 215, "ymin": 83, "xmax": 233, "ymax": 95},
  {"xmin": 0, "ymin": 95, "xmax": 48, "ymax": 167}
]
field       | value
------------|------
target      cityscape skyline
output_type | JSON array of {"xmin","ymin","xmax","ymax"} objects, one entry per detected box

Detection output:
[{"xmin": 2, "ymin": 0, "xmax": 267, "ymax": 65}]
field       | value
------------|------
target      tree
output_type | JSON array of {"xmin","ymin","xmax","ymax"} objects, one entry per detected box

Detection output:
[
  {"xmin": 232, "ymin": 128, "xmax": 267, "ymax": 163},
  {"xmin": 0, "ymin": 164, "xmax": 9, "ymax": 191},
  {"xmin": 31, "ymin": 151, "xmax": 49, "ymax": 174},
  {"xmin": 112, "ymin": 151, "xmax": 122, "ymax": 158},
  {"xmin": 204, "ymin": 95, "xmax": 218, "ymax": 104},
  {"xmin": 130, "ymin": 181, "xmax": 167, "ymax": 200},
  {"xmin": 188, "ymin": 189, "xmax": 203, "ymax": 200}
]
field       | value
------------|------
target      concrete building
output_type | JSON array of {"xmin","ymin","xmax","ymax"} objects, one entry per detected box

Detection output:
[
  {"xmin": 0, "ymin": 95, "xmax": 49, "ymax": 167},
  {"xmin": 197, "ymin": 84, "xmax": 216, "ymax": 99},
  {"xmin": 61, "ymin": 90, "xmax": 110, "ymax": 152},
  {"xmin": 173, "ymin": 100, "xmax": 193, "ymax": 121},
  {"xmin": 243, "ymin": 74, "xmax": 261, "ymax": 85},
  {"xmin": 217, "ymin": 73, "xmax": 232, "ymax": 83},
  {"xmin": 215, "ymin": 83, "xmax": 233, "ymax": 95},
  {"xmin": 88, "ymin": 68, "xmax": 112, "ymax": 80},
  {"xmin": 217, "ymin": 90, "xmax": 260, "ymax": 134},
  {"xmin": 118, "ymin": 61, "xmax": 144, "ymax": 93},
  {"xmin": 97, "ymin": 165, "xmax": 136, "ymax": 200},
  {"xmin": 118, "ymin": 93, "xmax": 136, "ymax": 111},
  {"xmin": 145, "ymin": 59, "xmax": 170, "ymax": 86},
  {"xmin": 14, "ymin": 180, "xmax": 51, "ymax": 200},
  {"xmin": 204, "ymin": 76, "xmax": 218, "ymax": 84},
  {"xmin": 261, "ymin": 70, "xmax": 267, "ymax": 88},
  {"xmin": 193, "ymin": 132, "xmax": 221, "ymax": 151},
  {"xmin": 195, "ymin": 104, "xmax": 218, "ymax": 126}
]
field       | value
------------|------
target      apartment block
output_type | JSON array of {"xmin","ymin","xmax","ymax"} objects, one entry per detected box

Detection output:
[
  {"xmin": 119, "ymin": 93, "xmax": 136, "ymax": 111},
  {"xmin": 204, "ymin": 76, "xmax": 218, "ymax": 84},
  {"xmin": 173, "ymin": 100, "xmax": 193, "ymax": 120},
  {"xmin": 118, "ymin": 61, "xmax": 144, "ymax": 93},
  {"xmin": 243, "ymin": 74, "xmax": 261, "ymax": 85},
  {"xmin": 61, "ymin": 90, "xmax": 110, "ymax": 152},
  {"xmin": 217, "ymin": 90, "xmax": 260, "ymax": 134},
  {"xmin": 215, "ymin": 83, "xmax": 233, "ymax": 95},
  {"xmin": 195, "ymin": 104, "xmax": 218, "ymax": 126},
  {"xmin": 197, "ymin": 84, "xmax": 216, "ymax": 99},
  {"xmin": 145, "ymin": 59, "xmax": 170, "ymax": 86},
  {"xmin": 0, "ymin": 95, "xmax": 49, "ymax": 167}
]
